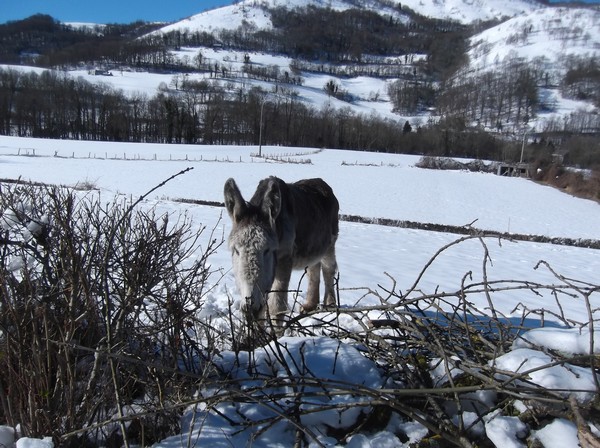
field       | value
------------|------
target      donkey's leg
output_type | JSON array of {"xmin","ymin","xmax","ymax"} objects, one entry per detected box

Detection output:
[
  {"xmin": 267, "ymin": 257, "xmax": 293, "ymax": 330},
  {"xmin": 322, "ymin": 243, "xmax": 338, "ymax": 308},
  {"xmin": 301, "ymin": 262, "xmax": 321, "ymax": 313}
]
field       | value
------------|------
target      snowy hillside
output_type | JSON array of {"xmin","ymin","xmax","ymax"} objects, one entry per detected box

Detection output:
[
  {"xmin": 468, "ymin": 6, "xmax": 600, "ymax": 76},
  {"xmin": 2, "ymin": 0, "xmax": 597, "ymax": 135},
  {"xmin": 153, "ymin": 0, "xmax": 405, "ymax": 35},
  {"xmin": 463, "ymin": 5, "xmax": 600, "ymax": 127},
  {"xmin": 399, "ymin": 0, "xmax": 542, "ymax": 23},
  {"xmin": 154, "ymin": 1, "xmax": 272, "ymax": 35},
  {"xmin": 146, "ymin": 0, "xmax": 599, "ymax": 131},
  {"xmin": 1, "ymin": 0, "xmax": 599, "ymax": 153},
  {"xmin": 153, "ymin": 0, "xmax": 544, "ymax": 35}
]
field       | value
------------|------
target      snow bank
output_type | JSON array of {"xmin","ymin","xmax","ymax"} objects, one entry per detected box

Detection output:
[
  {"xmin": 494, "ymin": 347, "xmax": 598, "ymax": 403},
  {"xmin": 484, "ymin": 410, "xmax": 528, "ymax": 448},
  {"xmin": 513, "ymin": 327, "xmax": 600, "ymax": 355},
  {"xmin": 217, "ymin": 336, "xmax": 383, "ymax": 429},
  {"xmin": 158, "ymin": 337, "xmax": 385, "ymax": 447},
  {"xmin": 15, "ymin": 437, "xmax": 53, "ymax": 448},
  {"xmin": 531, "ymin": 419, "xmax": 580, "ymax": 448}
]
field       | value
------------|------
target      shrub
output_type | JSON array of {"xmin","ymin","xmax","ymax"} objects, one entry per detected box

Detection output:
[
  {"xmin": 0, "ymin": 181, "xmax": 221, "ymax": 446},
  {"xmin": 415, "ymin": 156, "xmax": 494, "ymax": 172},
  {"xmin": 536, "ymin": 163, "xmax": 600, "ymax": 202}
]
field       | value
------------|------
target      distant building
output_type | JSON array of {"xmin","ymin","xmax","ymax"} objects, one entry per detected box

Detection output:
[{"xmin": 496, "ymin": 162, "xmax": 531, "ymax": 178}]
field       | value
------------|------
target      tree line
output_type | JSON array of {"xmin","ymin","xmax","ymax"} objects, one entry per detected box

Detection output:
[
  {"xmin": 0, "ymin": 14, "xmax": 166, "ymax": 68},
  {"xmin": 437, "ymin": 56, "xmax": 539, "ymax": 129},
  {"xmin": 0, "ymin": 66, "xmax": 517, "ymax": 160},
  {"xmin": 562, "ymin": 55, "xmax": 600, "ymax": 108},
  {"xmin": 2, "ymin": 66, "xmax": 600, "ymax": 168}
]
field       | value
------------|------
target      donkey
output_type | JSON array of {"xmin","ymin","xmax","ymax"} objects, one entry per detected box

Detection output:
[{"xmin": 224, "ymin": 176, "xmax": 339, "ymax": 330}]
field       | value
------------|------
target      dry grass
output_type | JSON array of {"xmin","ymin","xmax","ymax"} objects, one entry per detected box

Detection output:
[{"xmin": 534, "ymin": 164, "xmax": 600, "ymax": 203}]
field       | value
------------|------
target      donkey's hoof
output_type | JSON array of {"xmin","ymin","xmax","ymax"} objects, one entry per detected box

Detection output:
[{"xmin": 300, "ymin": 303, "xmax": 317, "ymax": 314}]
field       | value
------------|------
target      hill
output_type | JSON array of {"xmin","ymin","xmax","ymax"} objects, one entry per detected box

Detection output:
[
  {"xmin": 429, "ymin": 4, "xmax": 600, "ymax": 140},
  {"xmin": 154, "ymin": 0, "xmax": 543, "ymax": 34},
  {"xmin": 0, "ymin": 0, "xmax": 599, "ymax": 175},
  {"xmin": 151, "ymin": 0, "xmax": 599, "ymax": 134}
]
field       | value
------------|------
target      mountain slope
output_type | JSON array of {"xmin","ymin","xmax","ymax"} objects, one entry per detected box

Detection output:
[
  {"xmin": 154, "ymin": 0, "xmax": 406, "ymax": 35},
  {"xmin": 462, "ymin": 5, "xmax": 600, "ymax": 126},
  {"xmin": 398, "ymin": 0, "xmax": 543, "ymax": 23},
  {"xmin": 155, "ymin": 2, "xmax": 272, "ymax": 35},
  {"xmin": 153, "ymin": 0, "xmax": 544, "ymax": 36},
  {"xmin": 468, "ymin": 6, "xmax": 600, "ymax": 73},
  {"xmin": 1, "ymin": 0, "xmax": 598, "ymax": 150}
]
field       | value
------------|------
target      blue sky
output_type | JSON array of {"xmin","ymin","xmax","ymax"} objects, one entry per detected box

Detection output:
[
  {"xmin": 0, "ymin": 0, "xmax": 233, "ymax": 24},
  {"xmin": 0, "ymin": 0, "xmax": 598, "ymax": 25}
]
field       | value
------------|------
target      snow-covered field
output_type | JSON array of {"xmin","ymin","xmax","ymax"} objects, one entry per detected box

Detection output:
[{"xmin": 1, "ymin": 135, "xmax": 599, "ymax": 447}]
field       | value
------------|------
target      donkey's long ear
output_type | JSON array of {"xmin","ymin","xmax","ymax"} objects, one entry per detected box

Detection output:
[
  {"xmin": 224, "ymin": 178, "xmax": 246, "ymax": 222},
  {"xmin": 262, "ymin": 179, "xmax": 282, "ymax": 225}
]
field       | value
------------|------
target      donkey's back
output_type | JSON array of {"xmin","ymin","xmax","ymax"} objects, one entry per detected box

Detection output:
[{"xmin": 260, "ymin": 177, "xmax": 339, "ymax": 268}]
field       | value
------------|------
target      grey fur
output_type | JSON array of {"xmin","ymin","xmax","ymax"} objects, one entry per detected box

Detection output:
[{"xmin": 224, "ymin": 176, "xmax": 339, "ymax": 329}]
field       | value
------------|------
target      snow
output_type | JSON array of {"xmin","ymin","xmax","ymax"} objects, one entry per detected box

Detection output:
[
  {"xmin": 151, "ymin": 0, "xmax": 408, "ymax": 35},
  {"xmin": 513, "ymin": 327, "xmax": 600, "ymax": 355},
  {"xmin": 0, "ymin": 428, "xmax": 54, "ymax": 448},
  {"xmin": 2, "ymin": 135, "xmax": 600, "ymax": 239},
  {"xmin": 158, "ymin": 337, "xmax": 384, "ymax": 446},
  {"xmin": 441, "ymin": 4, "xmax": 600, "ymax": 132},
  {"xmin": 532, "ymin": 419, "xmax": 580, "ymax": 448},
  {"xmin": 469, "ymin": 6, "xmax": 600, "ymax": 68},
  {"xmin": 1, "ymin": 133, "xmax": 599, "ymax": 446},
  {"xmin": 64, "ymin": 22, "xmax": 108, "ymax": 31},
  {"xmin": 399, "ymin": 0, "xmax": 542, "ymax": 24},
  {"xmin": 15, "ymin": 438, "xmax": 54, "ymax": 448},
  {"xmin": 1, "ymin": 55, "xmax": 401, "ymax": 121},
  {"xmin": 0, "ymin": 426, "xmax": 16, "ymax": 447},
  {"xmin": 154, "ymin": 2, "xmax": 273, "ymax": 35},
  {"xmin": 467, "ymin": 7, "xmax": 600, "ymax": 91},
  {"xmin": 457, "ymin": 5, "xmax": 600, "ymax": 131},
  {"xmin": 484, "ymin": 411, "xmax": 528, "ymax": 448},
  {"xmin": 493, "ymin": 348, "xmax": 598, "ymax": 402}
]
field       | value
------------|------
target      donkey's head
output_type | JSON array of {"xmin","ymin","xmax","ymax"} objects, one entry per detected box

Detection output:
[{"xmin": 224, "ymin": 178, "xmax": 282, "ymax": 318}]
